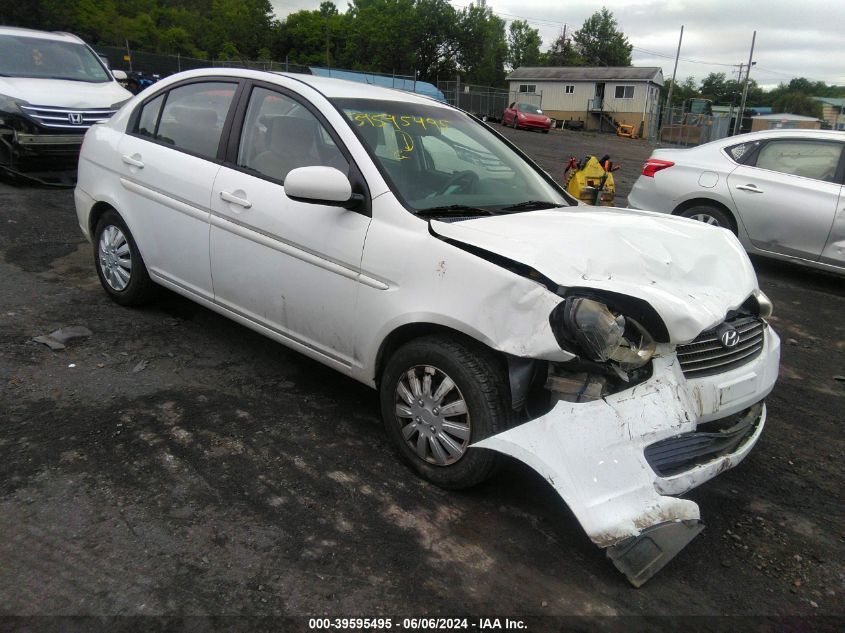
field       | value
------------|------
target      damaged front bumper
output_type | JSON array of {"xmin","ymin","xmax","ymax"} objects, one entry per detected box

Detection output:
[
  {"xmin": 1, "ymin": 119, "xmax": 84, "ymax": 185},
  {"xmin": 474, "ymin": 326, "xmax": 780, "ymax": 586}
]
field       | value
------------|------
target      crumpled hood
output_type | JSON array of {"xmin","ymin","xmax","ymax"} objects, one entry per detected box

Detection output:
[
  {"xmin": 431, "ymin": 207, "xmax": 759, "ymax": 343},
  {"xmin": 0, "ymin": 77, "xmax": 131, "ymax": 108}
]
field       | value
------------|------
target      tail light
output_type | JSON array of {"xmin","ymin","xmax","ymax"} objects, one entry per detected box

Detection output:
[{"xmin": 642, "ymin": 159, "xmax": 674, "ymax": 177}]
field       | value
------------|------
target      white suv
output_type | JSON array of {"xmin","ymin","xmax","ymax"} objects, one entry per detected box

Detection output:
[
  {"xmin": 0, "ymin": 26, "xmax": 131, "ymax": 180},
  {"xmin": 74, "ymin": 68, "xmax": 780, "ymax": 586}
]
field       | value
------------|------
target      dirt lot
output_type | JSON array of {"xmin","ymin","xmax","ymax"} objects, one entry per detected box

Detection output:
[{"xmin": 0, "ymin": 128, "xmax": 843, "ymax": 627}]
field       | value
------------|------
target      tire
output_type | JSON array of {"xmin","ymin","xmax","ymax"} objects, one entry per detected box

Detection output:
[
  {"xmin": 93, "ymin": 209, "xmax": 157, "ymax": 306},
  {"xmin": 542, "ymin": 129, "xmax": 549, "ymax": 134},
  {"xmin": 380, "ymin": 334, "xmax": 508, "ymax": 489},
  {"xmin": 678, "ymin": 205, "xmax": 736, "ymax": 234}
]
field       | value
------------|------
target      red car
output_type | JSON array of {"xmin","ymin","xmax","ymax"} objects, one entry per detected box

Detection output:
[{"xmin": 502, "ymin": 102, "xmax": 552, "ymax": 133}]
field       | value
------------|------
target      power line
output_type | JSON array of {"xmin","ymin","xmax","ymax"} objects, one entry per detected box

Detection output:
[{"xmin": 631, "ymin": 46, "xmax": 738, "ymax": 67}]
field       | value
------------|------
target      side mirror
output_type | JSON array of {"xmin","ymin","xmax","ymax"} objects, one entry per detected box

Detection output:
[
  {"xmin": 112, "ymin": 69, "xmax": 128, "ymax": 82},
  {"xmin": 284, "ymin": 166, "xmax": 363, "ymax": 209}
]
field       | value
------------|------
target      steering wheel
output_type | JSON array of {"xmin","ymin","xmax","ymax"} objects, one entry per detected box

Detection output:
[{"xmin": 435, "ymin": 170, "xmax": 480, "ymax": 197}]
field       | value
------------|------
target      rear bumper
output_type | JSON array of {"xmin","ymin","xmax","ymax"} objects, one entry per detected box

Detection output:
[{"xmin": 627, "ymin": 178, "xmax": 673, "ymax": 214}]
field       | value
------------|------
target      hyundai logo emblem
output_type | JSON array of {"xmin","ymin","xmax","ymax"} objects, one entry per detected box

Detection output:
[
  {"xmin": 68, "ymin": 112, "xmax": 84, "ymax": 125},
  {"xmin": 720, "ymin": 328, "xmax": 740, "ymax": 348}
]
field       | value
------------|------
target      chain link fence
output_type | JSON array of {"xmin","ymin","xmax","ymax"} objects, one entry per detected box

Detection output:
[
  {"xmin": 438, "ymin": 81, "xmax": 513, "ymax": 121},
  {"xmin": 95, "ymin": 45, "xmax": 311, "ymax": 76},
  {"xmin": 646, "ymin": 105, "xmax": 735, "ymax": 147}
]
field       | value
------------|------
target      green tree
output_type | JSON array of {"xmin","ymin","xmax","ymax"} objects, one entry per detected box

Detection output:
[
  {"xmin": 411, "ymin": 0, "xmax": 459, "ymax": 81},
  {"xmin": 699, "ymin": 72, "xmax": 742, "ymax": 104},
  {"xmin": 455, "ymin": 4, "xmax": 507, "ymax": 85},
  {"xmin": 207, "ymin": 0, "xmax": 273, "ymax": 59},
  {"xmin": 506, "ymin": 20, "xmax": 541, "ymax": 71},
  {"xmin": 343, "ymin": 0, "xmax": 417, "ymax": 73},
  {"xmin": 572, "ymin": 7, "xmax": 631, "ymax": 67},
  {"xmin": 319, "ymin": 1, "xmax": 338, "ymax": 17},
  {"xmin": 773, "ymin": 92, "xmax": 823, "ymax": 118},
  {"xmin": 661, "ymin": 76, "xmax": 700, "ymax": 106},
  {"xmin": 276, "ymin": 5, "xmax": 346, "ymax": 68},
  {"xmin": 539, "ymin": 34, "xmax": 583, "ymax": 66}
]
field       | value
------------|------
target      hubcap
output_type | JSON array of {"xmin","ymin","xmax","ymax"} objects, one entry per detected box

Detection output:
[
  {"xmin": 394, "ymin": 365, "xmax": 470, "ymax": 466},
  {"xmin": 98, "ymin": 225, "xmax": 132, "ymax": 291},
  {"xmin": 689, "ymin": 213, "xmax": 720, "ymax": 226}
]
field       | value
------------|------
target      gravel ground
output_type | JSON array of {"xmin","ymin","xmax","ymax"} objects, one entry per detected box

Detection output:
[{"xmin": 0, "ymin": 129, "xmax": 843, "ymax": 627}]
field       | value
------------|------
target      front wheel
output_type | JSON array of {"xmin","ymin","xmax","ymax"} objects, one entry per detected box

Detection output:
[
  {"xmin": 678, "ymin": 205, "xmax": 736, "ymax": 234},
  {"xmin": 380, "ymin": 335, "xmax": 508, "ymax": 489}
]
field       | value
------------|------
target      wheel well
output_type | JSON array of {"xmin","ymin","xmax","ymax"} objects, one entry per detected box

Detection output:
[
  {"xmin": 88, "ymin": 201, "xmax": 115, "ymax": 238},
  {"xmin": 672, "ymin": 198, "xmax": 737, "ymax": 233},
  {"xmin": 374, "ymin": 323, "xmax": 500, "ymax": 387}
]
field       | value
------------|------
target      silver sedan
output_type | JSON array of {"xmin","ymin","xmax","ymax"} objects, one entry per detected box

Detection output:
[{"xmin": 628, "ymin": 129, "xmax": 845, "ymax": 274}]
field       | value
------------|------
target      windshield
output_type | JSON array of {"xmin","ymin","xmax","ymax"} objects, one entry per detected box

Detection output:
[
  {"xmin": 0, "ymin": 35, "xmax": 111, "ymax": 83},
  {"xmin": 517, "ymin": 103, "xmax": 543, "ymax": 114},
  {"xmin": 334, "ymin": 98, "xmax": 567, "ymax": 214}
]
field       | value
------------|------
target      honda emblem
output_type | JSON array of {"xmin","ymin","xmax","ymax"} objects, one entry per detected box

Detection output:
[{"xmin": 68, "ymin": 112, "xmax": 84, "ymax": 125}]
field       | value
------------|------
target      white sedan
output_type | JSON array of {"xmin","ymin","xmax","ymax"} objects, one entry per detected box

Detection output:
[
  {"xmin": 628, "ymin": 129, "xmax": 845, "ymax": 275},
  {"xmin": 75, "ymin": 68, "xmax": 780, "ymax": 585}
]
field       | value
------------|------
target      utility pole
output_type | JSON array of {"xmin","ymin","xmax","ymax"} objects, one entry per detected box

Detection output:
[
  {"xmin": 734, "ymin": 31, "xmax": 756, "ymax": 135},
  {"xmin": 325, "ymin": 26, "xmax": 331, "ymax": 69},
  {"xmin": 662, "ymin": 25, "xmax": 684, "ymax": 135}
]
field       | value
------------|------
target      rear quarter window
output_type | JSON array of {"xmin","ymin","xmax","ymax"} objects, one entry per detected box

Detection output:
[{"xmin": 724, "ymin": 140, "xmax": 762, "ymax": 164}]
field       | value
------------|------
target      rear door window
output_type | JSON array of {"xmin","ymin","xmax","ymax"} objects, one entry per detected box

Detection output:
[
  {"xmin": 752, "ymin": 140, "xmax": 844, "ymax": 182},
  {"xmin": 147, "ymin": 82, "xmax": 237, "ymax": 159}
]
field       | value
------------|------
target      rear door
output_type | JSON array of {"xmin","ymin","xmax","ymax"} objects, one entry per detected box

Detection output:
[
  {"xmin": 208, "ymin": 83, "xmax": 371, "ymax": 368},
  {"xmin": 117, "ymin": 79, "xmax": 240, "ymax": 298},
  {"xmin": 727, "ymin": 137, "xmax": 844, "ymax": 260}
]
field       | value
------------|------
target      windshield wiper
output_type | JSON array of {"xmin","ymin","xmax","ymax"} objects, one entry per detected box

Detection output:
[
  {"xmin": 498, "ymin": 200, "xmax": 561, "ymax": 212},
  {"xmin": 416, "ymin": 205, "xmax": 495, "ymax": 217}
]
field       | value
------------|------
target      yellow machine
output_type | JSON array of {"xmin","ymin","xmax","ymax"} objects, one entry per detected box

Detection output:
[
  {"xmin": 563, "ymin": 155, "xmax": 618, "ymax": 206},
  {"xmin": 616, "ymin": 123, "xmax": 637, "ymax": 138}
]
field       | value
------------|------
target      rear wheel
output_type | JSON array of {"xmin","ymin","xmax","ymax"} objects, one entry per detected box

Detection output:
[
  {"xmin": 93, "ymin": 209, "xmax": 157, "ymax": 305},
  {"xmin": 380, "ymin": 335, "xmax": 508, "ymax": 489},
  {"xmin": 678, "ymin": 205, "xmax": 736, "ymax": 234}
]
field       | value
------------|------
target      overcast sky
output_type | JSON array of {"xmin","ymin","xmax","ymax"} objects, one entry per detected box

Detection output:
[{"xmin": 269, "ymin": 0, "xmax": 845, "ymax": 88}]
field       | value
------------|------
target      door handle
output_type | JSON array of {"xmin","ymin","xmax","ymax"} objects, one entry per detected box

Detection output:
[
  {"xmin": 735, "ymin": 184, "xmax": 763, "ymax": 193},
  {"xmin": 220, "ymin": 190, "xmax": 252, "ymax": 208},
  {"xmin": 121, "ymin": 154, "xmax": 144, "ymax": 168}
]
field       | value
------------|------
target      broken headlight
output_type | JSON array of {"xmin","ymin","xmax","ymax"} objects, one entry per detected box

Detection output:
[
  {"xmin": 553, "ymin": 297, "xmax": 656, "ymax": 370},
  {"xmin": 0, "ymin": 93, "xmax": 25, "ymax": 115},
  {"xmin": 752, "ymin": 289, "xmax": 773, "ymax": 318}
]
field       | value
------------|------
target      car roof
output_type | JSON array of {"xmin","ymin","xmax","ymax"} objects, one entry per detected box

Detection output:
[
  {"xmin": 153, "ymin": 67, "xmax": 449, "ymax": 107},
  {"xmin": 718, "ymin": 128, "xmax": 845, "ymax": 145},
  {"xmin": 0, "ymin": 26, "xmax": 85, "ymax": 45}
]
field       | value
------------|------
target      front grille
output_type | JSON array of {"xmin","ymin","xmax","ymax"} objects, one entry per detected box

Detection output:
[
  {"xmin": 19, "ymin": 105, "xmax": 117, "ymax": 130},
  {"xmin": 644, "ymin": 402, "xmax": 763, "ymax": 477},
  {"xmin": 676, "ymin": 316, "xmax": 765, "ymax": 378}
]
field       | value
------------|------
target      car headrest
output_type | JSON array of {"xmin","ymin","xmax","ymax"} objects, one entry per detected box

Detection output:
[
  {"xmin": 267, "ymin": 116, "xmax": 317, "ymax": 153},
  {"xmin": 170, "ymin": 105, "xmax": 218, "ymax": 127}
]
